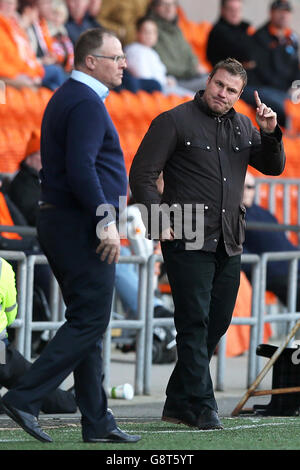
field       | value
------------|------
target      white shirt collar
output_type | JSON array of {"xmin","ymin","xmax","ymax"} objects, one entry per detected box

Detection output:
[{"xmin": 70, "ymin": 70, "xmax": 109, "ymax": 102}]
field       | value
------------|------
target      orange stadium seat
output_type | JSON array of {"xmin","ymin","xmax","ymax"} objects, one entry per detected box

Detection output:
[
  {"xmin": 285, "ymin": 99, "xmax": 300, "ymax": 136},
  {"xmin": 106, "ymin": 90, "xmax": 129, "ymax": 122},
  {"xmin": 4, "ymin": 86, "xmax": 26, "ymax": 122},
  {"xmin": 177, "ymin": 7, "xmax": 213, "ymax": 72},
  {"xmin": 0, "ymin": 125, "xmax": 31, "ymax": 173},
  {"xmin": 36, "ymin": 87, "xmax": 53, "ymax": 112},
  {"xmin": 20, "ymin": 87, "xmax": 47, "ymax": 128},
  {"xmin": 226, "ymin": 272, "xmax": 272, "ymax": 357},
  {"xmin": 135, "ymin": 90, "xmax": 162, "ymax": 121},
  {"xmin": 235, "ymin": 99, "xmax": 257, "ymax": 127}
]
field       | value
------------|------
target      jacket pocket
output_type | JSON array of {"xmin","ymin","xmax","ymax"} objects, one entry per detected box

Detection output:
[
  {"xmin": 232, "ymin": 128, "xmax": 253, "ymax": 153},
  {"xmin": 184, "ymin": 138, "xmax": 213, "ymax": 152}
]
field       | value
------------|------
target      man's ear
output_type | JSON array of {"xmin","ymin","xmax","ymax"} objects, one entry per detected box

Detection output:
[
  {"xmin": 238, "ymin": 87, "xmax": 244, "ymax": 100},
  {"xmin": 85, "ymin": 55, "xmax": 96, "ymax": 71}
]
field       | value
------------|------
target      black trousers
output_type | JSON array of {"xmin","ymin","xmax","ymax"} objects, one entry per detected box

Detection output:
[
  {"xmin": 161, "ymin": 237, "xmax": 241, "ymax": 413},
  {"xmin": 3, "ymin": 207, "xmax": 116, "ymax": 440},
  {"xmin": 0, "ymin": 343, "xmax": 77, "ymax": 414}
]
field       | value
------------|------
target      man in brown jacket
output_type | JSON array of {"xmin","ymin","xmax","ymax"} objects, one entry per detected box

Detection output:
[
  {"xmin": 129, "ymin": 58, "xmax": 285, "ymax": 430},
  {"xmin": 97, "ymin": 0, "xmax": 150, "ymax": 45}
]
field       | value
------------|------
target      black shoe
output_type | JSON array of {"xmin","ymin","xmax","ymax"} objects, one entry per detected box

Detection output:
[
  {"xmin": 84, "ymin": 427, "xmax": 141, "ymax": 443},
  {"xmin": 162, "ymin": 407, "xmax": 198, "ymax": 428},
  {"xmin": 196, "ymin": 407, "xmax": 223, "ymax": 430},
  {"xmin": 0, "ymin": 399, "xmax": 52, "ymax": 442}
]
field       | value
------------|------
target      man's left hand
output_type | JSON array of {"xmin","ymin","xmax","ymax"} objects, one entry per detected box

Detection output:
[
  {"xmin": 254, "ymin": 90, "xmax": 277, "ymax": 133},
  {"xmin": 96, "ymin": 223, "xmax": 120, "ymax": 264}
]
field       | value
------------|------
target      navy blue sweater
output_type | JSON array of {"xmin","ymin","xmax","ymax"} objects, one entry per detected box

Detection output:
[{"xmin": 40, "ymin": 78, "xmax": 128, "ymax": 222}]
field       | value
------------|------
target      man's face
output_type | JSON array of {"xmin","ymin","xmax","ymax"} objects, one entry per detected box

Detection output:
[
  {"xmin": 37, "ymin": 0, "xmax": 53, "ymax": 20},
  {"xmin": 154, "ymin": 0, "xmax": 177, "ymax": 22},
  {"xmin": 137, "ymin": 20, "xmax": 158, "ymax": 48},
  {"xmin": 88, "ymin": 0, "xmax": 102, "ymax": 17},
  {"xmin": 203, "ymin": 68, "xmax": 244, "ymax": 115},
  {"xmin": 221, "ymin": 0, "xmax": 242, "ymax": 26},
  {"xmin": 67, "ymin": 0, "xmax": 89, "ymax": 21},
  {"xmin": 0, "ymin": 0, "xmax": 17, "ymax": 16},
  {"xmin": 270, "ymin": 9, "xmax": 291, "ymax": 29},
  {"xmin": 88, "ymin": 35, "xmax": 126, "ymax": 89},
  {"xmin": 243, "ymin": 173, "xmax": 256, "ymax": 207}
]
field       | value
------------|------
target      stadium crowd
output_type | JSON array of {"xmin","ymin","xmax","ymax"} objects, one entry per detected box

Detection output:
[{"xmin": 0, "ymin": 0, "xmax": 300, "ymax": 363}]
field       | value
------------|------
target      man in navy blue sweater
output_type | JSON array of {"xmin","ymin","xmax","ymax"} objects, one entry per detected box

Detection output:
[
  {"xmin": 242, "ymin": 171, "xmax": 300, "ymax": 310},
  {"xmin": 1, "ymin": 29, "xmax": 141, "ymax": 444}
]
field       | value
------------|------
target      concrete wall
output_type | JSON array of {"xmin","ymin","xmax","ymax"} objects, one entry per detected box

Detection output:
[{"xmin": 178, "ymin": 0, "xmax": 300, "ymax": 32}]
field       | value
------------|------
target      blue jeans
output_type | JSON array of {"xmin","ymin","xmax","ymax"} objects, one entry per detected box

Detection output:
[
  {"xmin": 116, "ymin": 70, "xmax": 162, "ymax": 94},
  {"xmin": 42, "ymin": 64, "xmax": 68, "ymax": 91},
  {"xmin": 115, "ymin": 246, "xmax": 163, "ymax": 318}
]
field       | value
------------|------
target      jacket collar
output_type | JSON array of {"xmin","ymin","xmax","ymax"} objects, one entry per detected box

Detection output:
[
  {"xmin": 218, "ymin": 16, "xmax": 250, "ymax": 32},
  {"xmin": 194, "ymin": 90, "xmax": 236, "ymax": 120}
]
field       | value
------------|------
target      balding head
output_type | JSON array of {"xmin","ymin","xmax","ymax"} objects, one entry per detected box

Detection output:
[{"xmin": 243, "ymin": 172, "xmax": 256, "ymax": 207}]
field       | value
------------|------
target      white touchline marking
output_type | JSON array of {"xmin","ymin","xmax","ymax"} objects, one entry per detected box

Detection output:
[
  {"xmin": 124, "ymin": 422, "xmax": 288, "ymax": 433},
  {"xmin": 0, "ymin": 439, "xmax": 31, "ymax": 442}
]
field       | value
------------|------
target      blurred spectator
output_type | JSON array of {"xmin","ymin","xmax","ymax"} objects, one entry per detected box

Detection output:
[
  {"xmin": 242, "ymin": 171, "xmax": 300, "ymax": 310},
  {"xmin": 9, "ymin": 130, "xmax": 41, "ymax": 227},
  {"xmin": 0, "ymin": 0, "xmax": 44, "ymax": 89},
  {"xmin": 125, "ymin": 16, "xmax": 193, "ymax": 97},
  {"xmin": 65, "ymin": 0, "xmax": 102, "ymax": 45},
  {"xmin": 47, "ymin": 0, "xmax": 74, "ymax": 72},
  {"xmin": 97, "ymin": 0, "xmax": 150, "ymax": 46},
  {"xmin": 0, "ymin": 176, "xmax": 39, "ymax": 253},
  {"xmin": 147, "ymin": 0, "xmax": 208, "ymax": 93},
  {"xmin": 87, "ymin": 0, "xmax": 102, "ymax": 22},
  {"xmin": 207, "ymin": 0, "xmax": 256, "ymax": 70},
  {"xmin": 0, "ymin": 174, "xmax": 52, "ymax": 349},
  {"xmin": 19, "ymin": 0, "xmax": 67, "ymax": 90},
  {"xmin": 241, "ymin": 0, "xmax": 300, "ymax": 128}
]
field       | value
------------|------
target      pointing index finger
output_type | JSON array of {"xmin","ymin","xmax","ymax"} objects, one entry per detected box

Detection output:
[{"xmin": 254, "ymin": 90, "xmax": 262, "ymax": 108}]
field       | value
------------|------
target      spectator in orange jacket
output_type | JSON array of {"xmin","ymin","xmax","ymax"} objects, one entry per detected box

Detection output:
[
  {"xmin": 0, "ymin": 0, "xmax": 44, "ymax": 89},
  {"xmin": 47, "ymin": 0, "xmax": 74, "ymax": 72},
  {"xmin": 0, "ymin": 0, "xmax": 66, "ymax": 90},
  {"xmin": 19, "ymin": 0, "xmax": 68, "ymax": 89}
]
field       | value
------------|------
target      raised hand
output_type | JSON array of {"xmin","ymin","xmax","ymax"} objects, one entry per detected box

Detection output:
[{"xmin": 254, "ymin": 90, "xmax": 277, "ymax": 133}]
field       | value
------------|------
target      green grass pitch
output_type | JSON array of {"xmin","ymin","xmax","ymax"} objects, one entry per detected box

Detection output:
[{"xmin": 1, "ymin": 417, "xmax": 300, "ymax": 451}]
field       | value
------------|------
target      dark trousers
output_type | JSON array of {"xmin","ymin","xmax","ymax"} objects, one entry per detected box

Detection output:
[
  {"xmin": 3, "ymin": 207, "xmax": 116, "ymax": 440},
  {"xmin": 161, "ymin": 238, "xmax": 241, "ymax": 413}
]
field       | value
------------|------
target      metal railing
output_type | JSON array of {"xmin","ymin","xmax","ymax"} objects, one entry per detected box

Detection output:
[
  {"xmin": 102, "ymin": 255, "xmax": 148, "ymax": 396},
  {"xmin": 254, "ymin": 177, "xmax": 300, "ymax": 243},
  {"xmin": 2, "ymin": 242, "xmax": 300, "ymax": 395},
  {"xmin": 0, "ymin": 250, "xmax": 27, "ymax": 354},
  {"xmin": 256, "ymin": 251, "xmax": 300, "ymax": 373},
  {"xmin": 21, "ymin": 253, "xmax": 148, "ymax": 395},
  {"xmin": 24, "ymin": 254, "xmax": 64, "ymax": 360},
  {"xmin": 144, "ymin": 254, "xmax": 175, "ymax": 395},
  {"xmin": 216, "ymin": 254, "xmax": 261, "ymax": 391}
]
